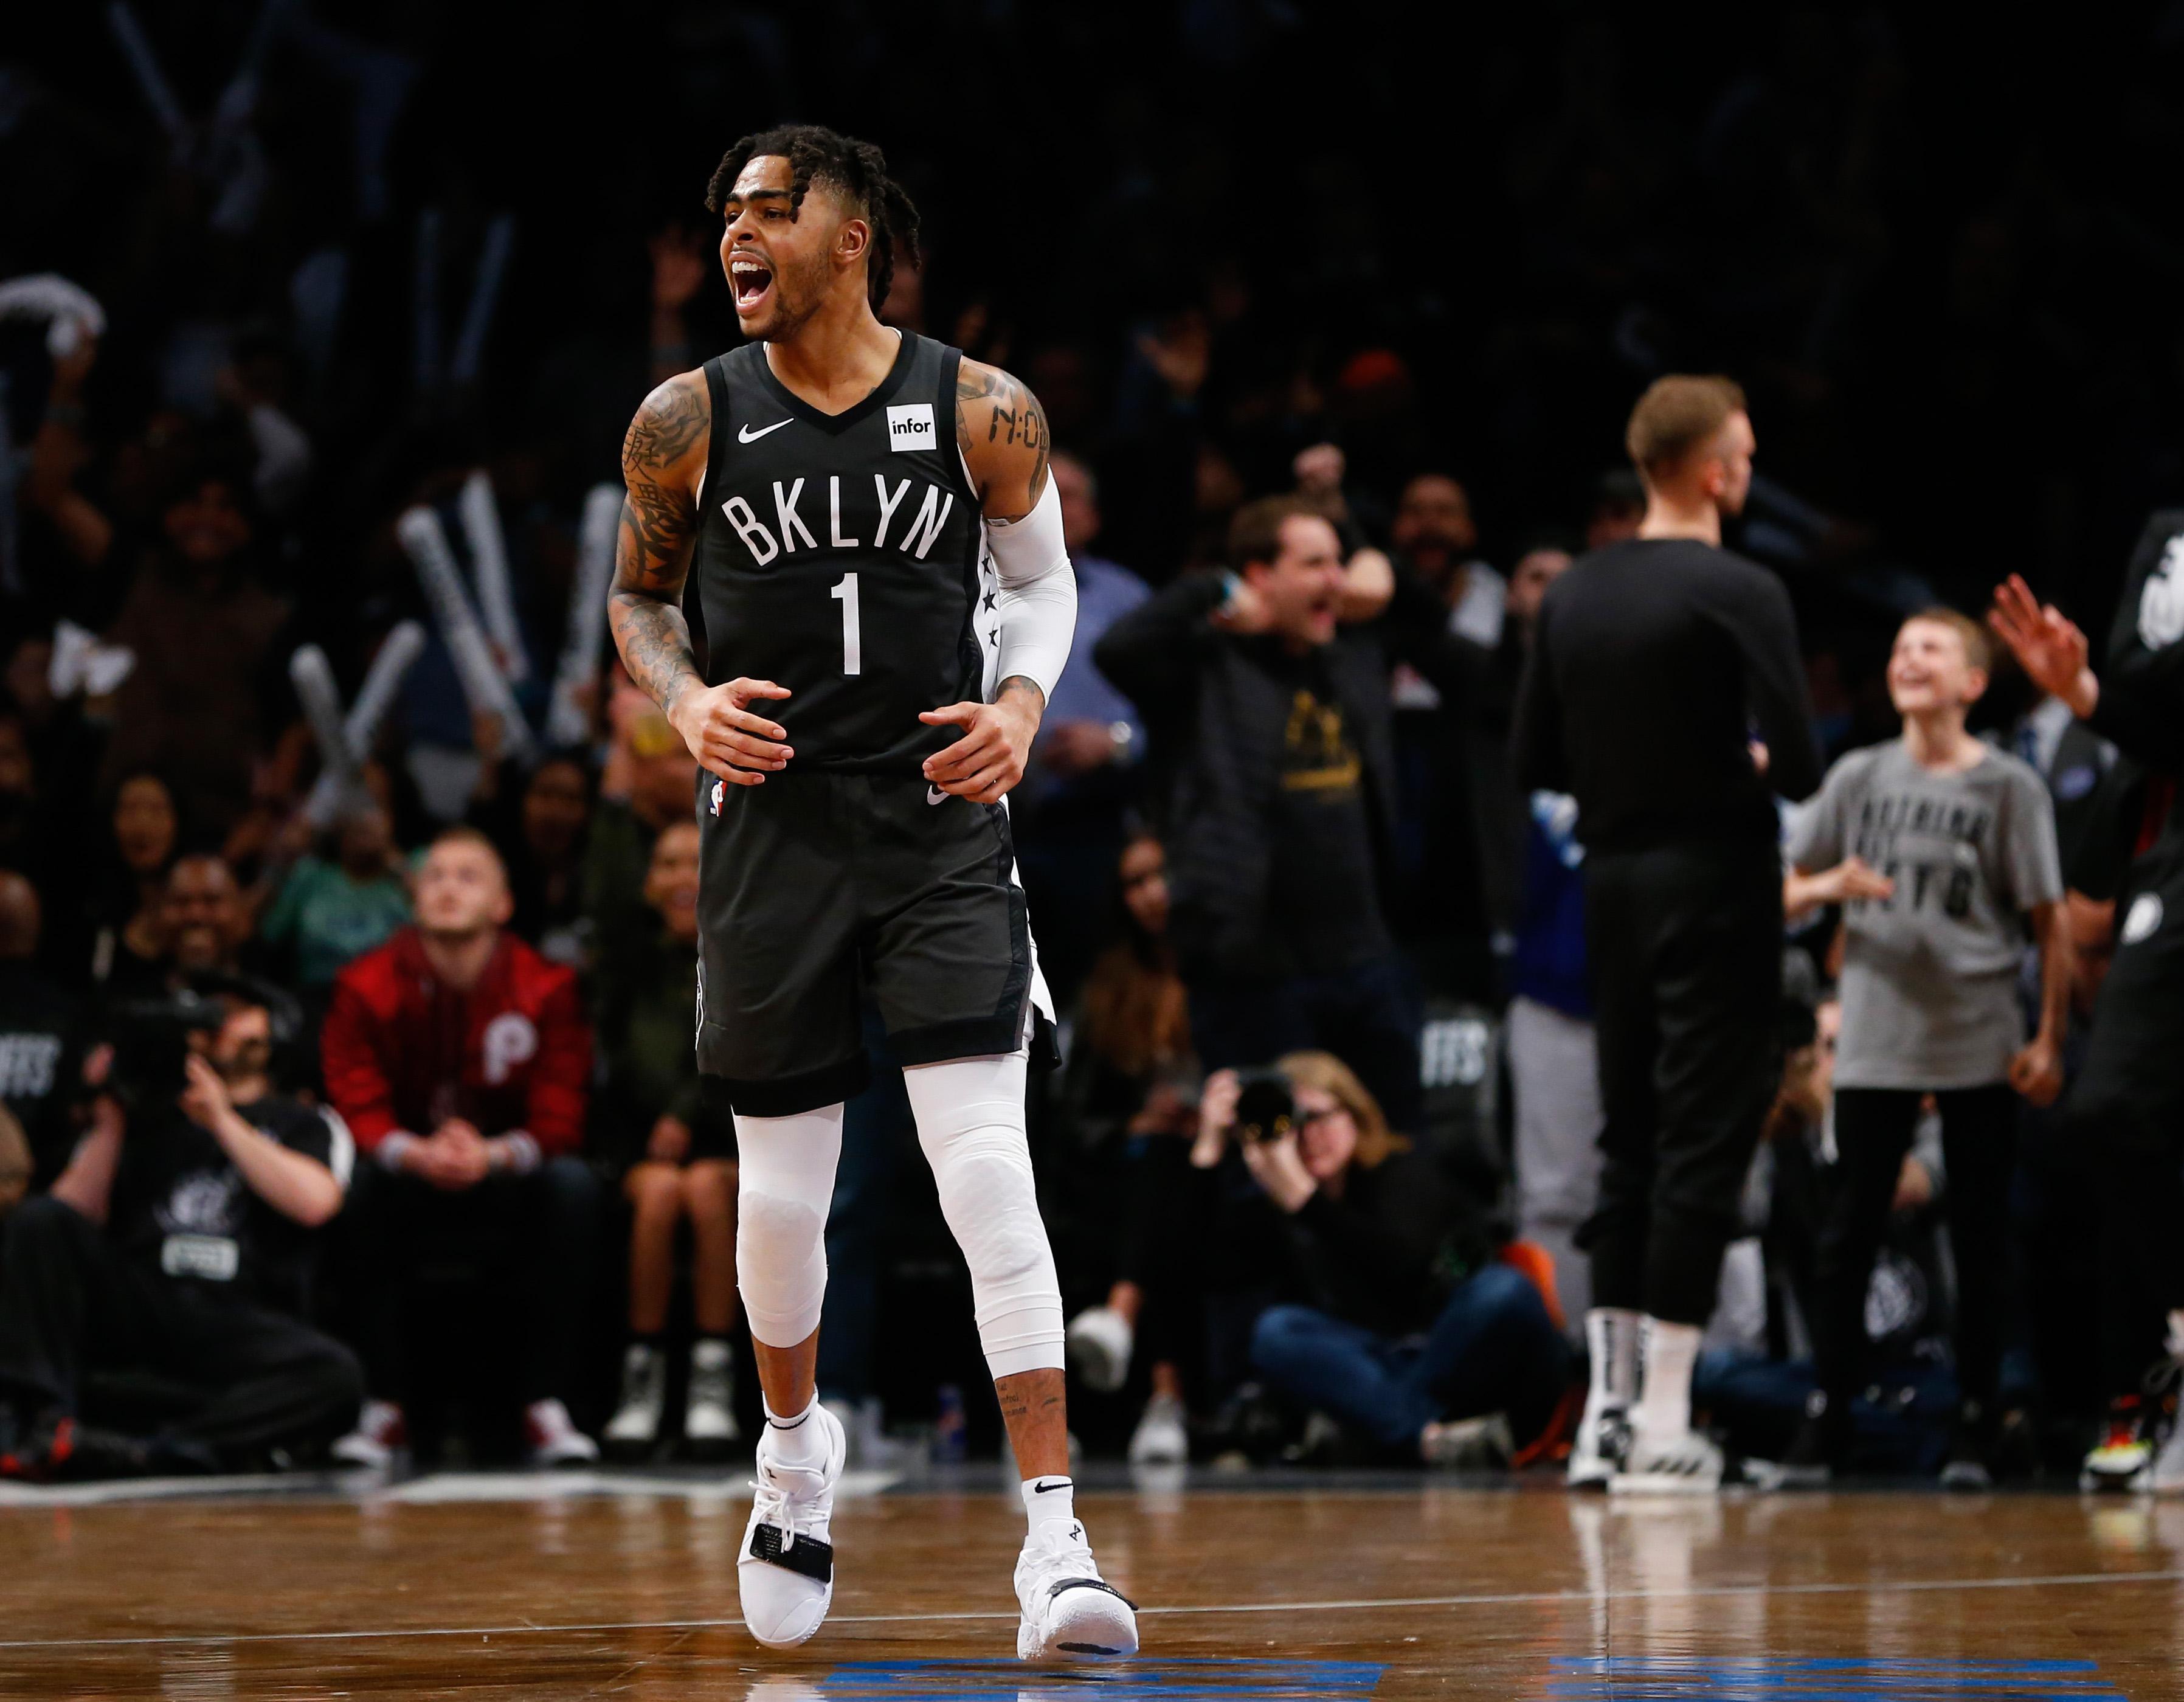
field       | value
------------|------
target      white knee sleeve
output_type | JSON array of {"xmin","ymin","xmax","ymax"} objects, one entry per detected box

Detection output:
[
  {"xmin": 902, "ymin": 1051, "xmax": 1063, "ymax": 1379},
  {"xmin": 731, "ymin": 1103, "xmax": 844, "ymax": 1349}
]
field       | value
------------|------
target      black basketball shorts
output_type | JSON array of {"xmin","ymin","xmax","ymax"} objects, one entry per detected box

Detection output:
[{"xmin": 693, "ymin": 768, "xmax": 1047, "ymax": 1117}]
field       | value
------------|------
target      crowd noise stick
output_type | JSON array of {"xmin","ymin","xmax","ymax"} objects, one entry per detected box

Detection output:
[
  {"xmin": 0, "ymin": 275, "xmax": 106, "ymax": 360},
  {"xmin": 458, "ymin": 468, "xmax": 528, "ymax": 683},
  {"xmin": 449, "ymin": 214, "xmax": 514, "ymax": 392},
  {"xmin": 397, "ymin": 505, "xmax": 536, "ymax": 766},
  {"xmin": 289, "ymin": 645, "xmax": 356, "ymax": 829},
  {"xmin": 297, "ymin": 620, "xmax": 427, "ymax": 828},
  {"xmin": 547, "ymin": 483, "xmax": 622, "ymax": 749},
  {"xmin": 105, "ymin": 2, "xmax": 189, "ymax": 144}
]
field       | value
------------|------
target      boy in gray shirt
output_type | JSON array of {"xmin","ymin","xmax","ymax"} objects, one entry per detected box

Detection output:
[{"xmin": 1780, "ymin": 608, "xmax": 2070, "ymax": 1486}]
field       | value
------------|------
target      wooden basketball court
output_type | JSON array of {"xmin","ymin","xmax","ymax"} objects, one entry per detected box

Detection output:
[{"xmin": 6, "ymin": 1469, "xmax": 2179, "ymax": 1698}]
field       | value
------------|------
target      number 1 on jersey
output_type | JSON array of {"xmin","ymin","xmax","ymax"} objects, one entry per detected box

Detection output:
[{"xmin": 831, "ymin": 572, "xmax": 862, "ymax": 676}]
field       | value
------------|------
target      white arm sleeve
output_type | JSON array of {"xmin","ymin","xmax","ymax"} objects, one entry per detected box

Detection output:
[{"xmin": 983, "ymin": 477, "xmax": 1077, "ymax": 704}]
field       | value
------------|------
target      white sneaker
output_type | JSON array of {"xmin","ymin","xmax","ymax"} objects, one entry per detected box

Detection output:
[
  {"xmin": 1015, "ymin": 1519, "xmax": 1139, "ymax": 1660},
  {"xmin": 739, "ymin": 1402, "xmax": 847, "ymax": 1649},
  {"xmin": 333, "ymin": 1399, "xmax": 406, "ymax": 1468},
  {"xmin": 1421, "ymin": 1411, "xmax": 1514, "ymax": 1472},
  {"xmin": 1066, "ymin": 1306, "xmax": 1134, "ymax": 1394},
  {"xmin": 1126, "ymin": 1391, "xmax": 1188, "ymax": 1465},
  {"xmin": 525, "ymin": 1397, "xmax": 600, "ymax": 1467},
  {"xmin": 686, "ymin": 1340, "xmax": 742, "ymax": 1455},
  {"xmin": 604, "ymin": 1346, "xmax": 666, "ymax": 1458},
  {"xmin": 1612, "ymin": 1425, "xmax": 1723, "ymax": 1495},
  {"xmin": 1566, "ymin": 1402, "xmax": 1629, "ymax": 1490}
]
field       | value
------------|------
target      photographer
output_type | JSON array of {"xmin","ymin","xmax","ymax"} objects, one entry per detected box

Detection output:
[
  {"xmin": 0, "ymin": 988, "xmax": 361, "ymax": 1479},
  {"xmin": 1203, "ymin": 1053, "xmax": 1569, "ymax": 1468}
]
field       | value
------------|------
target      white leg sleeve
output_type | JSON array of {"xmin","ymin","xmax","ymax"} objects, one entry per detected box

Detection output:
[
  {"xmin": 731, "ymin": 1104, "xmax": 844, "ymax": 1349},
  {"xmin": 901, "ymin": 1051, "xmax": 1065, "ymax": 1379}
]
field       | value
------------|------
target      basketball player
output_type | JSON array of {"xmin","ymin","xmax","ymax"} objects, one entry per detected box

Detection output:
[{"xmin": 607, "ymin": 125, "xmax": 1135, "ymax": 1660}]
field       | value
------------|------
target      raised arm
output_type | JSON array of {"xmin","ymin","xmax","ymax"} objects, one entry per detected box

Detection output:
[
  {"xmin": 609, "ymin": 372, "xmax": 793, "ymax": 786},
  {"xmin": 918, "ymin": 358, "xmax": 1074, "ymax": 803}
]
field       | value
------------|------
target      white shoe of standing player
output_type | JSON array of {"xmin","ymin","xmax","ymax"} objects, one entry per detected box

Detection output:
[
  {"xmin": 739, "ymin": 1402, "xmax": 847, "ymax": 1649},
  {"xmin": 1612, "ymin": 1425, "xmax": 1723, "ymax": 1495},
  {"xmin": 1566, "ymin": 1402, "xmax": 1630, "ymax": 1490},
  {"xmin": 1015, "ymin": 1518, "xmax": 1139, "ymax": 1660},
  {"xmin": 525, "ymin": 1397, "xmax": 600, "ymax": 1467}
]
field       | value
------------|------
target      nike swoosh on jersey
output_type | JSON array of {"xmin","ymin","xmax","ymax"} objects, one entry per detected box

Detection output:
[
  {"xmin": 927, "ymin": 785, "xmax": 951, "ymax": 806},
  {"xmin": 737, "ymin": 418, "xmax": 792, "ymax": 443}
]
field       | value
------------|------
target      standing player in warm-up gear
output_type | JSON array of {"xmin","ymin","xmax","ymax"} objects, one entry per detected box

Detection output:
[
  {"xmin": 608, "ymin": 125, "xmax": 1135, "ymax": 1661},
  {"xmin": 1514, "ymin": 376, "xmax": 1821, "ymax": 1492}
]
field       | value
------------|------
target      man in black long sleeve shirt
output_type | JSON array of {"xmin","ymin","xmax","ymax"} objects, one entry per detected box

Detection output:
[{"xmin": 1513, "ymin": 376, "xmax": 1819, "ymax": 1491}]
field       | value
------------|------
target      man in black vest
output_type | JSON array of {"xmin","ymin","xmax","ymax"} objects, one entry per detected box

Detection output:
[
  {"xmin": 1096, "ymin": 495, "xmax": 1423, "ymax": 1134},
  {"xmin": 1516, "ymin": 375, "xmax": 1820, "ymax": 1492}
]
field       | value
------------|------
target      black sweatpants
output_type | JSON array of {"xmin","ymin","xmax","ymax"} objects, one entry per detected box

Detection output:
[
  {"xmin": 2071, "ymin": 850, "xmax": 2184, "ymax": 1397},
  {"xmin": 344, "ymin": 1157, "xmax": 598, "ymax": 1409},
  {"xmin": 1581, "ymin": 842, "xmax": 1783, "ymax": 1326},
  {"xmin": 0, "ymin": 1195, "xmax": 361, "ymax": 1459},
  {"xmin": 1813, "ymin": 1086, "xmax": 2016, "ymax": 1424}
]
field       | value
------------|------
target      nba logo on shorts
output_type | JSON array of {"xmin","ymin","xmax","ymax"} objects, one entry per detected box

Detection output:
[
  {"xmin": 710, "ymin": 778, "xmax": 725, "ymax": 816},
  {"xmin": 886, "ymin": 402, "xmax": 936, "ymax": 451}
]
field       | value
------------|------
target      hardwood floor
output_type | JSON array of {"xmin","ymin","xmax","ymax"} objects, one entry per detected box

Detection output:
[{"xmin": 5, "ymin": 1472, "xmax": 2182, "ymax": 1697}]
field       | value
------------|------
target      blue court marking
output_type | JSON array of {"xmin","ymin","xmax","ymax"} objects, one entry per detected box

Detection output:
[
  {"xmin": 1546, "ymin": 1656, "xmax": 2122, "ymax": 1701},
  {"xmin": 821, "ymin": 1659, "xmax": 1386, "ymax": 1699}
]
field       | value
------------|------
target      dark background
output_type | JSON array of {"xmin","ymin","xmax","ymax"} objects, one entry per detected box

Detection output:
[{"xmin": 8, "ymin": 2, "xmax": 2184, "ymax": 715}]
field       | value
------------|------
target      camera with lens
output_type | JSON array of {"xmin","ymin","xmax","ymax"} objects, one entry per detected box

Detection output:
[
  {"xmin": 1231, "ymin": 1067, "xmax": 1296, "ymax": 1145},
  {"xmin": 104, "ymin": 992, "xmax": 223, "ymax": 1111}
]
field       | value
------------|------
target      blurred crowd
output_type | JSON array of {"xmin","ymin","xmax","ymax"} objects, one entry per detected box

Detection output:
[{"xmin": 1, "ymin": 2, "xmax": 2182, "ymax": 1482}]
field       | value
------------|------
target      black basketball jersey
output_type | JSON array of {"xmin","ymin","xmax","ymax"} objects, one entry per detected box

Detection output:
[{"xmin": 693, "ymin": 333, "xmax": 986, "ymax": 773}]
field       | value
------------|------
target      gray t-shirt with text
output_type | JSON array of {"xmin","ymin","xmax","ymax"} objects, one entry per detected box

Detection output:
[{"xmin": 1788, "ymin": 739, "xmax": 2062, "ymax": 1089}]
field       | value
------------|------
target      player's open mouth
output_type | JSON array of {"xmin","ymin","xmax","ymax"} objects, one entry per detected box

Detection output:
[{"xmin": 731, "ymin": 258, "xmax": 774, "ymax": 310}]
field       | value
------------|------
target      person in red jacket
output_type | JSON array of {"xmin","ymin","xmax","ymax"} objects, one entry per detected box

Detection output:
[{"xmin": 321, "ymin": 826, "xmax": 601, "ymax": 1467}]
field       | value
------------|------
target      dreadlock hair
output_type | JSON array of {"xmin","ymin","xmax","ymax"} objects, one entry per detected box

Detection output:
[{"xmin": 705, "ymin": 124, "xmax": 922, "ymax": 314}]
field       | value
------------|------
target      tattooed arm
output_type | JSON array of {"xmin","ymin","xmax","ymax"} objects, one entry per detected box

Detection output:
[
  {"xmin": 916, "ymin": 359, "xmax": 1062, "ymax": 803},
  {"xmin": 609, "ymin": 372, "xmax": 794, "ymax": 786}
]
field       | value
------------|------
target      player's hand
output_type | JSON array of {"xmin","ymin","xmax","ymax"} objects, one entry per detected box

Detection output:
[
  {"xmin": 919, "ymin": 685, "xmax": 1040, "ymax": 804},
  {"xmin": 1989, "ymin": 575, "xmax": 2098, "ymax": 718},
  {"xmin": 2008, "ymin": 1035, "xmax": 2065, "ymax": 1108},
  {"xmin": 670, "ymin": 677, "xmax": 793, "ymax": 786},
  {"xmin": 648, "ymin": 1114, "xmax": 691, "ymax": 1164}
]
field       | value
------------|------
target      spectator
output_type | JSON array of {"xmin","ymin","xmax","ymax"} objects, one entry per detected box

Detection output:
[
  {"xmin": 1012, "ymin": 452, "xmax": 1152, "ymax": 1005},
  {"xmin": 594, "ymin": 821, "xmax": 742, "ymax": 1460},
  {"xmin": 92, "ymin": 453, "xmax": 295, "ymax": 837},
  {"xmin": 1778, "ymin": 609, "xmax": 2070, "ymax": 1488},
  {"xmin": 584, "ymin": 678, "xmax": 698, "ymax": 955},
  {"xmin": 320, "ymin": 828, "xmax": 600, "ymax": 1467},
  {"xmin": 1206, "ymin": 1052, "xmax": 1569, "ymax": 1468},
  {"xmin": 258, "ymin": 796, "xmax": 412, "ymax": 995},
  {"xmin": 1060, "ymin": 834, "xmax": 1201, "ymax": 1464},
  {"xmin": 471, "ymin": 751, "xmax": 596, "ymax": 966},
  {"xmin": 88, "ymin": 772, "xmax": 179, "ymax": 994},
  {"xmin": 1095, "ymin": 496, "xmax": 1431, "ymax": 1132},
  {"xmin": 1391, "ymin": 474, "xmax": 1504, "ymax": 648},
  {"xmin": 0, "ymin": 986, "xmax": 361, "ymax": 1478},
  {"xmin": 0, "ymin": 872, "xmax": 82, "ymax": 1185}
]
